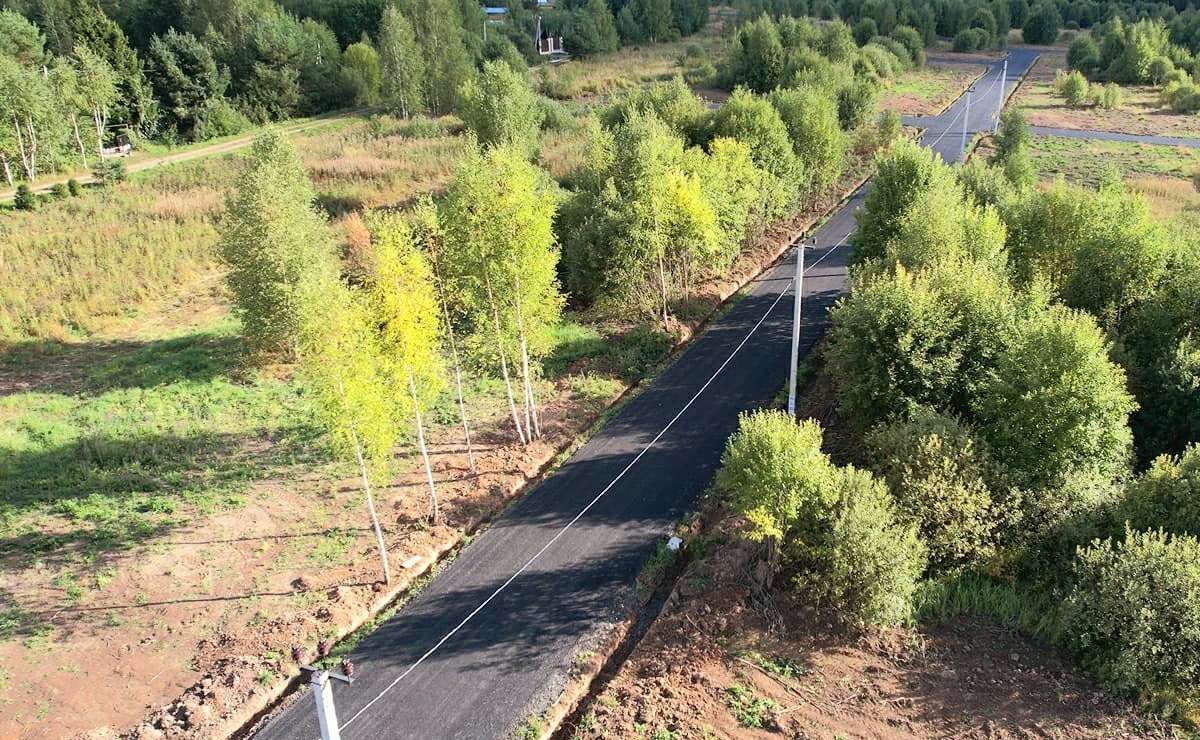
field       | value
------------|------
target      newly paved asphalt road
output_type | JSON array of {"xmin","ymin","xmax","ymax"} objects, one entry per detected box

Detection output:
[{"xmin": 255, "ymin": 50, "xmax": 1028, "ymax": 740}]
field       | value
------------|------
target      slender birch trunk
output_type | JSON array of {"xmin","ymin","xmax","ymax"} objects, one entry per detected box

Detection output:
[
  {"xmin": 437, "ymin": 290, "xmax": 476, "ymax": 472},
  {"xmin": 71, "ymin": 114, "xmax": 88, "ymax": 170},
  {"xmin": 92, "ymin": 107, "xmax": 105, "ymax": 159},
  {"xmin": 13, "ymin": 118, "xmax": 33, "ymax": 180},
  {"xmin": 408, "ymin": 371, "xmax": 440, "ymax": 524},
  {"xmin": 514, "ymin": 287, "xmax": 541, "ymax": 440},
  {"xmin": 657, "ymin": 248, "xmax": 670, "ymax": 328},
  {"xmin": 486, "ymin": 276, "xmax": 527, "ymax": 445},
  {"xmin": 24, "ymin": 117, "xmax": 37, "ymax": 180},
  {"xmin": 1, "ymin": 154, "xmax": 12, "ymax": 187},
  {"xmin": 351, "ymin": 431, "xmax": 392, "ymax": 585}
]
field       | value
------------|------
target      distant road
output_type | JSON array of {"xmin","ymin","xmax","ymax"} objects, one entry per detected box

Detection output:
[
  {"xmin": 0, "ymin": 112, "xmax": 359, "ymax": 203},
  {"xmin": 253, "ymin": 52, "xmax": 1036, "ymax": 740}
]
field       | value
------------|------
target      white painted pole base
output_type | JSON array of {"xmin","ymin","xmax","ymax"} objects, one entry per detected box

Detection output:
[
  {"xmin": 313, "ymin": 671, "xmax": 341, "ymax": 740},
  {"xmin": 786, "ymin": 241, "xmax": 807, "ymax": 417}
]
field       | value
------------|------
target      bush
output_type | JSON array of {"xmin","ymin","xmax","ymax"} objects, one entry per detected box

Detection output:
[
  {"xmin": 953, "ymin": 27, "xmax": 989, "ymax": 52},
  {"xmin": 195, "ymin": 98, "xmax": 251, "ymax": 140},
  {"xmin": 804, "ymin": 466, "xmax": 926, "ymax": 627},
  {"xmin": 1148, "ymin": 55, "xmax": 1176, "ymax": 84},
  {"xmin": 853, "ymin": 17, "xmax": 878, "ymax": 46},
  {"xmin": 602, "ymin": 77, "xmax": 709, "ymax": 144},
  {"xmin": 1022, "ymin": 3, "xmax": 1062, "ymax": 45},
  {"xmin": 890, "ymin": 25, "xmax": 925, "ymax": 68},
  {"xmin": 866, "ymin": 409, "xmax": 999, "ymax": 571},
  {"xmin": 1120, "ymin": 445, "xmax": 1200, "ymax": 538},
  {"xmin": 852, "ymin": 139, "xmax": 949, "ymax": 262},
  {"xmin": 1067, "ymin": 34, "xmax": 1101, "ymax": 75},
  {"xmin": 876, "ymin": 109, "xmax": 901, "ymax": 148},
  {"xmin": 709, "ymin": 88, "xmax": 803, "ymax": 190},
  {"xmin": 836, "ymin": 78, "xmax": 877, "ymax": 130},
  {"xmin": 13, "ymin": 183, "xmax": 36, "ymax": 211},
  {"xmin": 1064, "ymin": 528, "xmax": 1200, "ymax": 702},
  {"xmin": 726, "ymin": 15, "xmax": 784, "ymax": 93},
  {"xmin": 50, "ymin": 182, "xmax": 69, "ymax": 200},
  {"xmin": 957, "ymin": 158, "xmax": 1016, "ymax": 208},
  {"xmin": 539, "ymin": 98, "xmax": 577, "ymax": 133},
  {"xmin": 457, "ymin": 60, "xmax": 545, "ymax": 155},
  {"xmin": 1057, "ymin": 69, "xmax": 1089, "ymax": 106},
  {"xmin": 717, "ymin": 410, "xmax": 837, "ymax": 542},
  {"xmin": 94, "ymin": 158, "xmax": 127, "ymax": 187},
  {"xmin": 67, "ymin": 178, "xmax": 81, "ymax": 197},
  {"xmin": 978, "ymin": 305, "xmax": 1135, "ymax": 494},
  {"xmin": 767, "ymin": 85, "xmax": 845, "ymax": 193},
  {"xmin": 828, "ymin": 258, "xmax": 1020, "ymax": 432},
  {"xmin": 1098, "ymin": 82, "xmax": 1122, "ymax": 110}
]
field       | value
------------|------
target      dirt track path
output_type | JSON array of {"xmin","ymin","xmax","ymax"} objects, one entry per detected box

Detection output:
[{"xmin": 0, "ymin": 111, "xmax": 360, "ymax": 202}]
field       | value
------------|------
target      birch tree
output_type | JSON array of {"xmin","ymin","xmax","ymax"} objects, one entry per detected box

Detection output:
[
  {"xmin": 298, "ymin": 275, "xmax": 397, "ymax": 585},
  {"xmin": 73, "ymin": 45, "xmax": 117, "ymax": 159},
  {"xmin": 411, "ymin": 197, "xmax": 476, "ymax": 472},
  {"xmin": 377, "ymin": 6, "xmax": 425, "ymax": 118},
  {"xmin": 440, "ymin": 145, "xmax": 564, "ymax": 444},
  {"xmin": 219, "ymin": 128, "xmax": 338, "ymax": 358},
  {"xmin": 367, "ymin": 213, "xmax": 448, "ymax": 523},
  {"xmin": 0, "ymin": 56, "xmax": 55, "ymax": 181},
  {"xmin": 49, "ymin": 61, "xmax": 90, "ymax": 169}
]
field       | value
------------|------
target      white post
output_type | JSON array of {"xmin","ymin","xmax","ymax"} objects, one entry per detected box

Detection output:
[
  {"xmin": 960, "ymin": 87, "xmax": 972, "ymax": 154},
  {"xmin": 312, "ymin": 671, "xmax": 342, "ymax": 740},
  {"xmin": 786, "ymin": 240, "xmax": 807, "ymax": 417},
  {"xmin": 994, "ymin": 59, "xmax": 1008, "ymax": 133}
]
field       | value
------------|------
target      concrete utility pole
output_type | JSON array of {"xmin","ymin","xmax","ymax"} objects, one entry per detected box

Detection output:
[
  {"xmin": 786, "ymin": 237, "xmax": 813, "ymax": 417},
  {"xmin": 961, "ymin": 85, "xmax": 973, "ymax": 153},
  {"xmin": 994, "ymin": 59, "xmax": 1008, "ymax": 133},
  {"xmin": 302, "ymin": 664, "xmax": 355, "ymax": 740}
]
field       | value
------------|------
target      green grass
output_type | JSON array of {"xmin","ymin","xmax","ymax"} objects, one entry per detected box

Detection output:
[
  {"xmin": 544, "ymin": 320, "xmax": 673, "ymax": 383},
  {"xmin": 740, "ymin": 650, "xmax": 807, "ymax": 680},
  {"xmin": 724, "ymin": 683, "xmax": 779, "ymax": 729},
  {"xmin": 1027, "ymin": 135, "xmax": 1200, "ymax": 187},
  {"xmin": 636, "ymin": 540, "xmax": 679, "ymax": 601},
  {"xmin": 0, "ymin": 320, "xmax": 319, "ymax": 560},
  {"xmin": 913, "ymin": 571, "xmax": 1065, "ymax": 643}
]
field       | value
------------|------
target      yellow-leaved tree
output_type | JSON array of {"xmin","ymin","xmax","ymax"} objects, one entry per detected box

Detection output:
[
  {"xmin": 297, "ymin": 273, "xmax": 397, "ymax": 584},
  {"xmin": 367, "ymin": 214, "xmax": 448, "ymax": 523},
  {"xmin": 440, "ymin": 144, "xmax": 564, "ymax": 445}
]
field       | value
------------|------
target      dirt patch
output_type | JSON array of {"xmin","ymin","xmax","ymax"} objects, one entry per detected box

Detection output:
[
  {"xmin": 1011, "ymin": 50, "xmax": 1200, "ymax": 139},
  {"xmin": 562, "ymin": 513, "xmax": 1175, "ymax": 740}
]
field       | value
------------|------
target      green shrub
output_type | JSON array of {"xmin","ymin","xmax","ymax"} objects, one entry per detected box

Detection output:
[
  {"xmin": 1148, "ymin": 55, "xmax": 1176, "ymax": 84},
  {"xmin": 602, "ymin": 76, "xmax": 709, "ymax": 144},
  {"xmin": 457, "ymin": 60, "xmax": 545, "ymax": 155},
  {"xmin": 957, "ymin": 159, "xmax": 1016, "ymax": 208},
  {"xmin": 828, "ymin": 258, "xmax": 1019, "ymax": 432},
  {"xmin": 978, "ymin": 305, "xmax": 1135, "ymax": 495},
  {"xmin": 67, "ymin": 178, "xmax": 82, "ymax": 197},
  {"xmin": 1096, "ymin": 82, "xmax": 1122, "ymax": 109},
  {"xmin": 767, "ymin": 85, "xmax": 845, "ymax": 194},
  {"xmin": 13, "ymin": 183, "xmax": 37, "ymax": 211},
  {"xmin": 804, "ymin": 466, "xmax": 926, "ymax": 627},
  {"xmin": 1022, "ymin": 3, "xmax": 1062, "ymax": 45},
  {"xmin": 836, "ymin": 78, "xmax": 877, "ymax": 130},
  {"xmin": 852, "ymin": 140, "xmax": 949, "ymax": 263},
  {"xmin": 94, "ymin": 158, "xmax": 127, "ymax": 186},
  {"xmin": 889, "ymin": 25, "xmax": 925, "ymax": 68},
  {"xmin": 1067, "ymin": 34, "xmax": 1101, "ymax": 75},
  {"xmin": 1057, "ymin": 70, "xmax": 1090, "ymax": 107},
  {"xmin": 717, "ymin": 410, "xmax": 836, "ymax": 542},
  {"xmin": 876, "ymin": 109, "xmax": 900, "ymax": 148},
  {"xmin": 1064, "ymin": 528, "xmax": 1200, "ymax": 703},
  {"xmin": 952, "ymin": 27, "xmax": 989, "ymax": 52},
  {"xmin": 853, "ymin": 17, "xmax": 878, "ymax": 46},
  {"xmin": 1120, "ymin": 445, "xmax": 1200, "ymax": 538},
  {"xmin": 709, "ymin": 88, "xmax": 803, "ymax": 191},
  {"xmin": 50, "ymin": 182, "xmax": 69, "ymax": 200},
  {"xmin": 866, "ymin": 409, "xmax": 999, "ymax": 571},
  {"xmin": 538, "ymin": 97, "xmax": 578, "ymax": 133}
]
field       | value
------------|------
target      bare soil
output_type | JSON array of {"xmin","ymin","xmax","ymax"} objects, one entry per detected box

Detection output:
[
  {"xmin": 880, "ymin": 63, "xmax": 987, "ymax": 117},
  {"xmin": 563, "ymin": 515, "xmax": 1174, "ymax": 740}
]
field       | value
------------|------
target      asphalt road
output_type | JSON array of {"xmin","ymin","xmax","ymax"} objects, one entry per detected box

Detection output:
[{"xmin": 254, "ymin": 51, "xmax": 1028, "ymax": 740}]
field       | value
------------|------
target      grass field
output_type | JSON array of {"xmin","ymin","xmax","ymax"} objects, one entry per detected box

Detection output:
[
  {"xmin": 879, "ymin": 63, "xmax": 985, "ymax": 115},
  {"xmin": 1011, "ymin": 50, "xmax": 1200, "ymax": 138},
  {"xmin": 1024, "ymin": 135, "xmax": 1200, "ymax": 187}
]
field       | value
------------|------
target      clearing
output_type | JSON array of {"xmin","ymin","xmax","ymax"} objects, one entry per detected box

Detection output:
[
  {"xmin": 879, "ymin": 62, "xmax": 986, "ymax": 116},
  {"xmin": 1010, "ymin": 48, "xmax": 1200, "ymax": 138}
]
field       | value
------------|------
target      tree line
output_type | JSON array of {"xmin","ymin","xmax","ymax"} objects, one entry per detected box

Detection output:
[
  {"xmin": 717, "ymin": 111, "xmax": 1200, "ymax": 719},
  {"xmin": 0, "ymin": 0, "xmax": 712, "ymax": 185}
]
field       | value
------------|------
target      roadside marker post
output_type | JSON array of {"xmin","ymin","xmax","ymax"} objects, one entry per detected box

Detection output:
[
  {"xmin": 994, "ymin": 59, "xmax": 1008, "ymax": 133},
  {"xmin": 786, "ymin": 237, "xmax": 813, "ymax": 417},
  {"xmin": 961, "ymin": 86, "xmax": 973, "ymax": 153},
  {"xmin": 301, "ymin": 664, "xmax": 355, "ymax": 740}
]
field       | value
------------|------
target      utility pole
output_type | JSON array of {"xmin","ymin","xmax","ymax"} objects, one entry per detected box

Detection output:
[
  {"xmin": 301, "ymin": 664, "xmax": 355, "ymax": 740},
  {"xmin": 994, "ymin": 59, "xmax": 1008, "ymax": 133},
  {"xmin": 961, "ymin": 85, "xmax": 973, "ymax": 153},
  {"xmin": 786, "ymin": 238, "xmax": 812, "ymax": 417}
]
